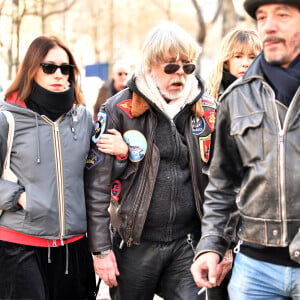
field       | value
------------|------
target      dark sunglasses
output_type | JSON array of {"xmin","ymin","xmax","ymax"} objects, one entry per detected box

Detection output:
[
  {"xmin": 40, "ymin": 63, "xmax": 74, "ymax": 75},
  {"xmin": 117, "ymin": 72, "xmax": 128, "ymax": 76},
  {"xmin": 163, "ymin": 63, "xmax": 196, "ymax": 75}
]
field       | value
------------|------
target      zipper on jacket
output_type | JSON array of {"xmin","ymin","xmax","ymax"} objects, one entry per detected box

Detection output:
[
  {"xmin": 269, "ymin": 88, "xmax": 288, "ymax": 244},
  {"xmin": 278, "ymin": 130, "xmax": 287, "ymax": 242},
  {"xmin": 42, "ymin": 116, "xmax": 65, "ymax": 240},
  {"xmin": 269, "ymin": 83, "xmax": 299, "ymax": 244},
  {"xmin": 53, "ymin": 123, "xmax": 65, "ymax": 241},
  {"xmin": 167, "ymin": 119, "xmax": 179, "ymax": 238}
]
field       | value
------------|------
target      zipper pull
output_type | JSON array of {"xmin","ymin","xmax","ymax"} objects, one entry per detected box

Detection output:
[
  {"xmin": 187, "ymin": 233, "xmax": 196, "ymax": 254},
  {"xmin": 233, "ymin": 239, "xmax": 243, "ymax": 254},
  {"xmin": 126, "ymin": 237, "xmax": 133, "ymax": 247}
]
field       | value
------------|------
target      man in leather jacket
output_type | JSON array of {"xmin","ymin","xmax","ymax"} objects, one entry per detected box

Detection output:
[
  {"xmin": 84, "ymin": 22, "xmax": 216, "ymax": 299},
  {"xmin": 191, "ymin": 1, "xmax": 300, "ymax": 299}
]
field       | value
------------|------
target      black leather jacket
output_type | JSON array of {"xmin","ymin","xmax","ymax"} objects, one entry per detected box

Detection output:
[
  {"xmin": 196, "ymin": 55, "xmax": 300, "ymax": 259},
  {"xmin": 84, "ymin": 75, "xmax": 216, "ymax": 253}
]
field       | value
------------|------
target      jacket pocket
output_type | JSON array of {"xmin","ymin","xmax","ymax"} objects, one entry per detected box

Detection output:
[{"xmin": 230, "ymin": 111, "xmax": 264, "ymax": 164}]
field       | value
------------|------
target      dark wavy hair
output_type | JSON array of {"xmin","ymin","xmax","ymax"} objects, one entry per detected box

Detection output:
[{"xmin": 5, "ymin": 35, "xmax": 84, "ymax": 104}]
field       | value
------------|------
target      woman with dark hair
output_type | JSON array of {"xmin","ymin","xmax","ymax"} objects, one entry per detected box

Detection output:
[{"xmin": 0, "ymin": 35, "xmax": 96, "ymax": 300}]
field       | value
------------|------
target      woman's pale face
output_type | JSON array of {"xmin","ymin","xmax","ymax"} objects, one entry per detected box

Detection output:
[
  {"xmin": 35, "ymin": 46, "xmax": 70, "ymax": 92},
  {"xmin": 227, "ymin": 51, "xmax": 256, "ymax": 78}
]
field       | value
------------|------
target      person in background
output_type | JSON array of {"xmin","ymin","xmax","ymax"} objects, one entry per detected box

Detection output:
[
  {"xmin": 191, "ymin": 0, "xmax": 300, "ymax": 299},
  {"xmin": 203, "ymin": 27, "xmax": 262, "ymax": 300},
  {"xmin": 206, "ymin": 28, "xmax": 262, "ymax": 101},
  {"xmin": 85, "ymin": 22, "xmax": 216, "ymax": 300},
  {"xmin": 93, "ymin": 59, "xmax": 131, "ymax": 122}
]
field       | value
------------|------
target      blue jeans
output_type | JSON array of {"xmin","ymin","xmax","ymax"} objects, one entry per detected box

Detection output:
[{"xmin": 228, "ymin": 252, "xmax": 300, "ymax": 300}]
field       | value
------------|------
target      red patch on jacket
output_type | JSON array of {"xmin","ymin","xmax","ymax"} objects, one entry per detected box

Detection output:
[
  {"xmin": 204, "ymin": 109, "xmax": 216, "ymax": 132},
  {"xmin": 111, "ymin": 180, "xmax": 121, "ymax": 202},
  {"xmin": 117, "ymin": 99, "xmax": 133, "ymax": 119},
  {"xmin": 199, "ymin": 135, "xmax": 211, "ymax": 163}
]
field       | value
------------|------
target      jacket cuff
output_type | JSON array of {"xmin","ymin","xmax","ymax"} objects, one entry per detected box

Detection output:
[
  {"xmin": 115, "ymin": 153, "xmax": 128, "ymax": 161},
  {"xmin": 11, "ymin": 187, "xmax": 25, "ymax": 211},
  {"xmin": 194, "ymin": 234, "xmax": 229, "ymax": 260}
]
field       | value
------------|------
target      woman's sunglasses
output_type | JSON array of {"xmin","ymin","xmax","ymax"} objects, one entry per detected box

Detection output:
[
  {"xmin": 40, "ymin": 63, "xmax": 74, "ymax": 75},
  {"xmin": 163, "ymin": 63, "xmax": 196, "ymax": 75}
]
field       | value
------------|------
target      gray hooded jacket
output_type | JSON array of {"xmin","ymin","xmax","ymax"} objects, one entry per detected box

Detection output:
[{"xmin": 0, "ymin": 99, "xmax": 93, "ymax": 240}]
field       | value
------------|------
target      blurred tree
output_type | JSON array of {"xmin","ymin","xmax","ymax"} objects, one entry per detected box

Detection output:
[
  {"xmin": 222, "ymin": 0, "xmax": 237, "ymax": 36},
  {"xmin": 28, "ymin": 0, "xmax": 77, "ymax": 34},
  {"xmin": 151, "ymin": 0, "xmax": 172, "ymax": 20}
]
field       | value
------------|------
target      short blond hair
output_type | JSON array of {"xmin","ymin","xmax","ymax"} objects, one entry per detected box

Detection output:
[{"xmin": 138, "ymin": 22, "xmax": 201, "ymax": 75}]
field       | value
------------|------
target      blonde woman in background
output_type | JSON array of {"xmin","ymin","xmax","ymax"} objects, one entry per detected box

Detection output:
[
  {"xmin": 204, "ymin": 28, "xmax": 262, "ymax": 300},
  {"xmin": 206, "ymin": 28, "xmax": 262, "ymax": 101}
]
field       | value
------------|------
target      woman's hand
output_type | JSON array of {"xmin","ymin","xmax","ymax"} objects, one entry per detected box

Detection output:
[
  {"xmin": 96, "ymin": 129, "xmax": 128, "ymax": 157},
  {"xmin": 18, "ymin": 192, "xmax": 27, "ymax": 210}
]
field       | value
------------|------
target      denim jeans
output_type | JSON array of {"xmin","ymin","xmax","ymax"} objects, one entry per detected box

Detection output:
[{"xmin": 228, "ymin": 252, "xmax": 300, "ymax": 300}]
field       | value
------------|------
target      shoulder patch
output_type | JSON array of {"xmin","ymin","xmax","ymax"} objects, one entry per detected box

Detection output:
[
  {"xmin": 86, "ymin": 149, "xmax": 103, "ymax": 169},
  {"xmin": 123, "ymin": 130, "xmax": 147, "ymax": 162},
  {"xmin": 192, "ymin": 116, "xmax": 206, "ymax": 136},
  {"xmin": 117, "ymin": 99, "xmax": 133, "ymax": 119},
  {"xmin": 201, "ymin": 93, "xmax": 217, "ymax": 109},
  {"xmin": 111, "ymin": 180, "xmax": 121, "ymax": 202},
  {"xmin": 92, "ymin": 110, "xmax": 107, "ymax": 144},
  {"xmin": 199, "ymin": 134, "xmax": 211, "ymax": 163},
  {"xmin": 204, "ymin": 109, "xmax": 216, "ymax": 133}
]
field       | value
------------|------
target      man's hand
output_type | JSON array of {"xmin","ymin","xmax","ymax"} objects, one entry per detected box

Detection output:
[
  {"xmin": 96, "ymin": 129, "xmax": 128, "ymax": 157},
  {"xmin": 190, "ymin": 252, "xmax": 220, "ymax": 288},
  {"xmin": 215, "ymin": 249, "xmax": 233, "ymax": 286},
  {"xmin": 93, "ymin": 250, "xmax": 120, "ymax": 288}
]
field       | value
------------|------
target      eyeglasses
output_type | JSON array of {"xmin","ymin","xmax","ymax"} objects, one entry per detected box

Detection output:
[
  {"xmin": 117, "ymin": 72, "xmax": 128, "ymax": 76},
  {"xmin": 40, "ymin": 63, "xmax": 74, "ymax": 75},
  {"xmin": 163, "ymin": 63, "xmax": 196, "ymax": 75}
]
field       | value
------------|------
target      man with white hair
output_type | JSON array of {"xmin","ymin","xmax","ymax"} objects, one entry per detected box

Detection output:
[
  {"xmin": 85, "ymin": 22, "xmax": 216, "ymax": 299},
  {"xmin": 93, "ymin": 59, "xmax": 130, "ymax": 121},
  {"xmin": 191, "ymin": 0, "xmax": 300, "ymax": 299}
]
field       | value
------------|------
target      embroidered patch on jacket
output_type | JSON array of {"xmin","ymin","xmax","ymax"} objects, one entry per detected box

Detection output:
[
  {"xmin": 111, "ymin": 180, "xmax": 121, "ymax": 202},
  {"xmin": 92, "ymin": 110, "xmax": 107, "ymax": 144},
  {"xmin": 86, "ymin": 149, "xmax": 103, "ymax": 169},
  {"xmin": 117, "ymin": 99, "xmax": 133, "ymax": 119},
  {"xmin": 123, "ymin": 130, "xmax": 147, "ymax": 162},
  {"xmin": 201, "ymin": 94, "xmax": 217, "ymax": 109},
  {"xmin": 199, "ymin": 134, "xmax": 211, "ymax": 163},
  {"xmin": 204, "ymin": 109, "xmax": 216, "ymax": 133},
  {"xmin": 192, "ymin": 116, "xmax": 205, "ymax": 135}
]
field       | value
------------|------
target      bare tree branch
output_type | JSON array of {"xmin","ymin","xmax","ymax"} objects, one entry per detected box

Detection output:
[
  {"xmin": 189, "ymin": 0, "xmax": 206, "ymax": 45},
  {"xmin": 43, "ymin": 0, "xmax": 77, "ymax": 19}
]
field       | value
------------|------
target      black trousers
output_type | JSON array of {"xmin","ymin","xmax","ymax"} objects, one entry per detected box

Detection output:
[
  {"xmin": 110, "ymin": 232, "xmax": 205, "ymax": 300},
  {"xmin": 0, "ymin": 237, "xmax": 96, "ymax": 300},
  {"xmin": 206, "ymin": 273, "xmax": 230, "ymax": 300}
]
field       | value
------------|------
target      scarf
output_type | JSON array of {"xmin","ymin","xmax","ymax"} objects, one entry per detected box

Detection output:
[
  {"xmin": 26, "ymin": 82, "xmax": 75, "ymax": 121},
  {"xmin": 260, "ymin": 53, "xmax": 300, "ymax": 106},
  {"xmin": 221, "ymin": 70, "xmax": 237, "ymax": 90},
  {"xmin": 135, "ymin": 73, "xmax": 200, "ymax": 120}
]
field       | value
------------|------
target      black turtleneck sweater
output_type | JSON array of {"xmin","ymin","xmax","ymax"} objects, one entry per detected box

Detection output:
[{"xmin": 26, "ymin": 82, "xmax": 75, "ymax": 121}]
